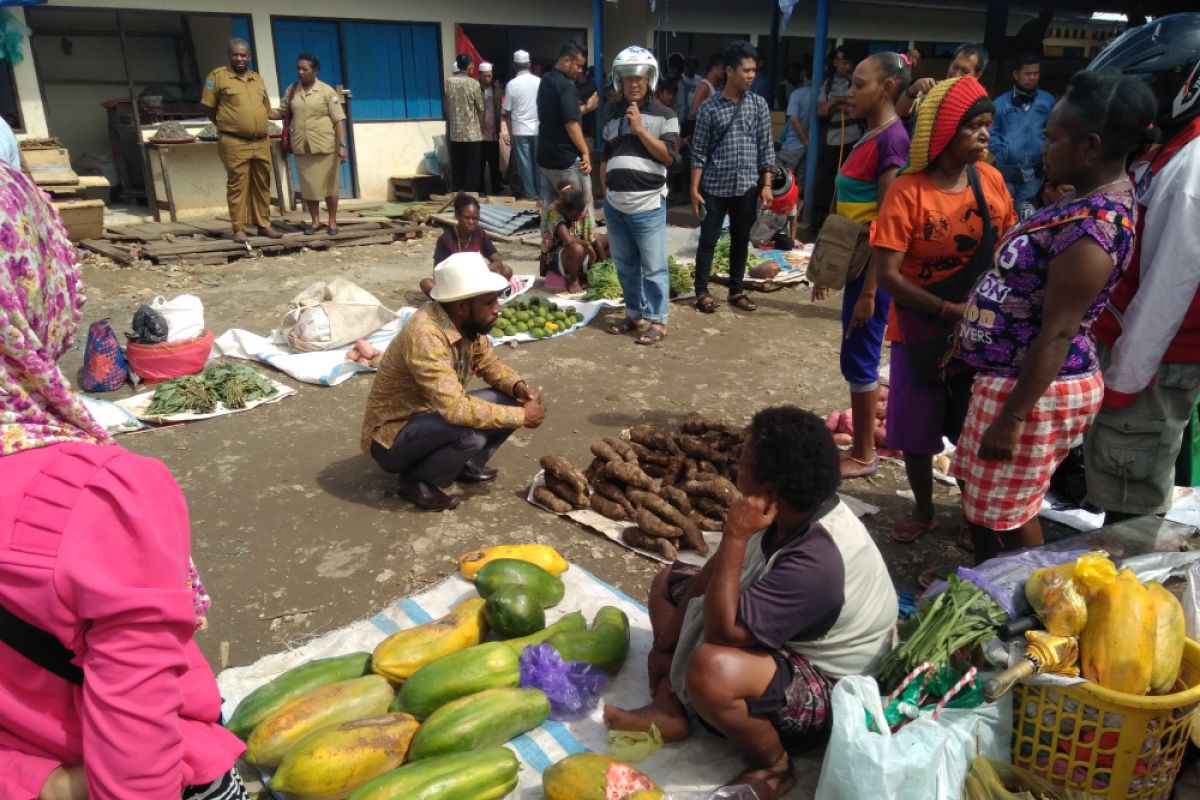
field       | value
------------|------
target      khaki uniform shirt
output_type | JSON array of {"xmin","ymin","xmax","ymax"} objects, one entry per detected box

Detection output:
[
  {"xmin": 281, "ymin": 80, "xmax": 345, "ymax": 155},
  {"xmin": 361, "ymin": 302, "xmax": 525, "ymax": 454},
  {"xmin": 200, "ymin": 67, "xmax": 269, "ymax": 139},
  {"xmin": 444, "ymin": 73, "xmax": 484, "ymax": 142}
]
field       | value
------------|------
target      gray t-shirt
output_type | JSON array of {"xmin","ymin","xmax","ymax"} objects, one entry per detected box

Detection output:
[{"xmin": 819, "ymin": 75, "xmax": 864, "ymax": 147}]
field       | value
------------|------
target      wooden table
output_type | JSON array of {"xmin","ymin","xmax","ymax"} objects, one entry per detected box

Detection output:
[{"xmin": 145, "ymin": 138, "xmax": 295, "ymax": 223}]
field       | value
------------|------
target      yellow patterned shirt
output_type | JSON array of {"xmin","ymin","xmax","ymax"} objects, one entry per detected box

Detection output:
[{"xmin": 361, "ymin": 302, "xmax": 524, "ymax": 454}]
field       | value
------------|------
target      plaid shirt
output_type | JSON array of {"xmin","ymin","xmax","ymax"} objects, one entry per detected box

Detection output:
[
  {"xmin": 690, "ymin": 91, "xmax": 773, "ymax": 196},
  {"xmin": 444, "ymin": 73, "xmax": 483, "ymax": 142}
]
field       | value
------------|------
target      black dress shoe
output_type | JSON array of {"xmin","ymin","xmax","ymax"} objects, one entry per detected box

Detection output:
[
  {"xmin": 457, "ymin": 462, "xmax": 499, "ymax": 483},
  {"xmin": 397, "ymin": 479, "xmax": 460, "ymax": 511}
]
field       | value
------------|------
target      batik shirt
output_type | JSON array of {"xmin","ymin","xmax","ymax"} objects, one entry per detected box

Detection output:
[{"xmin": 957, "ymin": 189, "xmax": 1136, "ymax": 377}]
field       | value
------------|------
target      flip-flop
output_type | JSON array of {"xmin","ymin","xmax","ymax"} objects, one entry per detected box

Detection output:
[
  {"xmin": 890, "ymin": 516, "xmax": 940, "ymax": 544},
  {"xmin": 839, "ymin": 453, "xmax": 878, "ymax": 479},
  {"xmin": 635, "ymin": 327, "xmax": 667, "ymax": 345},
  {"xmin": 607, "ymin": 319, "xmax": 645, "ymax": 335},
  {"xmin": 304, "ymin": 223, "xmax": 325, "ymax": 235},
  {"xmin": 327, "ymin": 226, "xmax": 340, "ymax": 236}
]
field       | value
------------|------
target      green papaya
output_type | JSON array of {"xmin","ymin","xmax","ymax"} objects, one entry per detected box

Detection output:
[
  {"xmin": 546, "ymin": 606, "xmax": 630, "ymax": 674},
  {"xmin": 392, "ymin": 642, "xmax": 520, "ymax": 719},
  {"xmin": 225, "ymin": 651, "xmax": 372, "ymax": 740},
  {"xmin": 504, "ymin": 611, "xmax": 587, "ymax": 653},
  {"xmin": 475, "ymin": 558, "xmax": 565, "ymax": 607},
  {"xmin": 485, "ymin": 586, "xmax": 545, "ymax": 638},
  {"xmin": 348, "ymin": 747, "xmax": 519, "ymax": 800},
  {"xmin": 408, "ymin": 687, "xmax": 550, "ymax": 760}
]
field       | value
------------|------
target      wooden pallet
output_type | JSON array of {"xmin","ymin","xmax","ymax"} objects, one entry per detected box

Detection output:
[
  {"xmin": 82, "ymin": 212, "xmax": 422, "ymax": 266},
  {"xmin": 389, "ymin": 175, "xmax": 445, "ymax": 202}
]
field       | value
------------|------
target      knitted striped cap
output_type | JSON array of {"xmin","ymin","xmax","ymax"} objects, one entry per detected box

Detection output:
[{"xmin": 908, "ymin": 76, "xmax": 993, "ymax": 172}]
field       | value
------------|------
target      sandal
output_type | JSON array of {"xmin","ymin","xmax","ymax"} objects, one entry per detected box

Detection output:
[
  {"xmin": 327, "ymin": 226, "xmax": 339, "ymax": 236},
  {"xmin": 839, "ymin": 452, "xmax": 878, "ymax": 479},
  {"xmin": 635, "ymin": 327, "xmax": 667, "ymax": 345},
  {"xmin": 695, "ymin": 294, "xmax": 720, "ymax": 313},
  {"xmin": 303, "ymin": 223, "xmax": 325, "ymax": 235},
  {"xmin": 890, "ymin": 516, "xmax": 940, "ymax": 544},
  {"xmin": 607, "ymin": 318, "xmax": 646, "ymax": 335},
  {"xmin": 729, "ymin": 293, "xmax": 757, "ymax": 312},
  {"xmin": 957, "ymin": 519, "xmax": 975, "ymax": 551}
]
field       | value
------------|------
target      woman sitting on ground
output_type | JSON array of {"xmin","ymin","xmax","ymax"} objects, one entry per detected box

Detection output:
[
  {"xmin": 541, "ymin": 182, "xmax": 610, "ymax": 293},
  {"xmin": 421, "ymin": 192, "xmax": 512, "ymax": 296},
  {"xmin": 952, "ymin": 72, "xmax": 1157, "ymax": 559},
  {"xmin": 873, "ymin": 75, "xmax": 1016, "ymax": 550},
  {"xmin": 0, "ymin": 163, "xmax": 247, "ymax": 800},
  {"xmin": 604, "ymin": 406, "xmax": 897, "ymax": 800}
]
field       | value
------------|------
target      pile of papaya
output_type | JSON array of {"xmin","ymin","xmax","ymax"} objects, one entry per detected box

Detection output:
[{"xmin": 222, "ymin": 543, "xmax": 660, "ymax": 799}]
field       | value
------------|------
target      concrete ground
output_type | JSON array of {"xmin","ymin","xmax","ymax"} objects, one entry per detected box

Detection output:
[{"xmin": 72, "ymin": 230, "xmax": 978, "ymax": 797}]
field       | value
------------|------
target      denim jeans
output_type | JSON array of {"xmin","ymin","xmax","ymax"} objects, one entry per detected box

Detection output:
[
  {"xmin": 369, "ymin": 389, "xmax": 518, "ymax": 487},
  {"xmin": 1006, "ymin": 176, "xmax": 1043, "ymax": 220},
  {"xmin": 604, "ymin": 196, "xmax": 669, "ymax": 324},
  {"xmin": 511, "ymin": 135, "xmax": 538, "ymax": 199},
  {"xmin": 694, "ymin": 186, "xmax": 758, "ymax": 297},
  {"xmin": 539, "ymin": 161, "xmax": 593, "ymax": 226}
]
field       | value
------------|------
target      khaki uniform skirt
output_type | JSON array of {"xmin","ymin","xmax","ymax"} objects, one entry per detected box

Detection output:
[{"xmin": 296, "ymin": 152, "xmax": 339, "ymax": 201}]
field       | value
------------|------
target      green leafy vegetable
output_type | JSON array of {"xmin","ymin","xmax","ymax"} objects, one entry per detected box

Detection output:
[
  {"xmin": 582, "ymin": 260, "xmax": 622, "ymax": 301},
  {"xmin": 711, "ymin": 234, "xmax": 765, "ymax": 276},
  {"xmin": 146, "ymin": 364, "xmax": 278, "ymax": 416}
]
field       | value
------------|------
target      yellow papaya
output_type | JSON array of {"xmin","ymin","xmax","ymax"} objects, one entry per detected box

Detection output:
[
  {"xmin": 1026, "ymin": 563, "xmax": 1088, "ymax": 637},
  {"xmin": 269, "ymin": 712, "xmax": 419, "ymax": 799},
  {"xmin": 1071, "ymin": 552, "xmax": 1117, "ymax": 602},
  {"xmin": 1147, "ymin": 581, "xmax": 1186, "ymax": 694},
  {"xmin": 458, "ymin": 544, "xmax": 569, "ymax": 580},
  {"xmin": 543, "ymin": 752, "xmax": 663, "ymax": 800},
  {"xmin": 372, "ymin": 597, "xmax": 487, "ymax": 683},
  {"xmin": 1080, "ymin": 569, "xmax": 1154, "ymax": 694},
  {"xmin": 245, "ymin": 675, "xmax": 394, "ymax": 767}
]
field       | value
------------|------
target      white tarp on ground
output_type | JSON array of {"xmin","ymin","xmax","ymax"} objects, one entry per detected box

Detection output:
[
  {"xmin": 115, "ymin": 373, "xmax": 296, "ymax": 424},
  {"xmin": 216, "ymin": 565, "xmax": 756, "ymax": 799}
]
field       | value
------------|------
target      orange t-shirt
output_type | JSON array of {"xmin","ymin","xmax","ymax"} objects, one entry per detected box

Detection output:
[{"xmin": 870, "ymin": 162, "xmax": 1016, "ymax": 341}]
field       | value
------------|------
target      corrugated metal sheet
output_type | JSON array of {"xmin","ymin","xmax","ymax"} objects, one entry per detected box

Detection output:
[{"xmin": 477, "ymin": 204, "xmax": 540, "ymax": 235}]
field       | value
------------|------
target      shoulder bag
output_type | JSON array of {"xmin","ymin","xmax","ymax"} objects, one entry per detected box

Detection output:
[{"xmin": 895, "ymin": 164, "xmax": 995, "ymax": 382}]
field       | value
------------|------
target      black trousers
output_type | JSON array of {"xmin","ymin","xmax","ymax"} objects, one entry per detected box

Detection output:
[
  {"xmin": 449, "ymin": 140, "xmax": 482, "ymax": 192},
  {"xmin": 480, "ymin": 140, "xmax": 502, "ymax": 195},
  {"xmin": 693, "ymin": 186, "xmax": 759, "ymax": 297},
  {"xmin": 811, "ymin": 143, "xmax": 842, "ymax": 233}
]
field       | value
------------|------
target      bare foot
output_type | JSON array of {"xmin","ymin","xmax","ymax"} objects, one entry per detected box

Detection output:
[
  {"xmin": 602, "ymin": 692, "xmax": 690, "ymax": 742},
  {"xmin": 838, "ymin": 449, "xmax": 878, "ymax": 479},
  {"xmin": 567, "ymin": 281, "xmax": 584, "ymax": 294},
  {"xmin": 726, "ymin": 755, "xmax": 795, "ymax": 800}
]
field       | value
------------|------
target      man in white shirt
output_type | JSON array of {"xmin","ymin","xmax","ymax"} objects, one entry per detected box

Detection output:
[
  {"xmin": 0, "ymin": 116, "xmax": 18, "ymax": 171},
  {"xmin": 502, "ymin": 49, "xmax": 541, "ymax": 199}
]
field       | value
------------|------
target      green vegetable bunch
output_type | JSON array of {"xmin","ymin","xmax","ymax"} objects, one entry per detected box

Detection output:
[
  {"xmin": 145, "ymin": 363, "xmax": 278, "ymax": 416},
  {"xmin": 711, "ymin": 234, "xmax": 765, "ymax": 276},
  {"xmin": 582, "ymin": 260, "xmax": 622, "ymax": 302},
  {"xmin": 667, "ymin": 256, "xmax": 693, "ymax": 298}
]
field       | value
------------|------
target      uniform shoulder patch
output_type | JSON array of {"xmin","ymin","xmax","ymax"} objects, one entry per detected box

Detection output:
[{"xmin": 205, "ymin": 78, "xmax": 215, "ymax": 89}]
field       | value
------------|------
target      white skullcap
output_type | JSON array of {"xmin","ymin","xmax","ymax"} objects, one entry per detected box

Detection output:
[
  {"xmin": 513, "ymin": 49, "xmax": 530, "ymax": 64},
  {"xmin": 480, "ymin": 62, "xmax": 493, "ymax": 72}
]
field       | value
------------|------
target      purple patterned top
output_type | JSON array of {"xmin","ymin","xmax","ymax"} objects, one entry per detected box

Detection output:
[{"xmin": 957, "ymin": 189, "xmax": 1136, "ymax": 377}]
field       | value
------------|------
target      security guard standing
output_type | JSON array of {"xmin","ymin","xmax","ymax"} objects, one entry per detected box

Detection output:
[{"xmin": 201, "ymin": 38, "xmax": 282, "ymax": 243}]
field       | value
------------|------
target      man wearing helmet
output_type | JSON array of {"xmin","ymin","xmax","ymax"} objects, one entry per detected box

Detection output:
[
  {"xmin": 599, "ymin": 46, "xmax": 680, "ymax": 346},
  {"xmin": 1084, "ymin": 14, "xmax": 1200, "ymax": 520}
]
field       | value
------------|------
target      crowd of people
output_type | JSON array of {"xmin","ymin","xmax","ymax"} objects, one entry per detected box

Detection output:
[{"xmin": 0, "ymin": 13, "xmax": 1198, "ymax": 800}]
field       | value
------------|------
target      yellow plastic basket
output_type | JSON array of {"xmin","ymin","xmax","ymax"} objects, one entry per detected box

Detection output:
[{"xmin": 1012, "ymin": 638, "xmax": 1200, "ymax": 799}]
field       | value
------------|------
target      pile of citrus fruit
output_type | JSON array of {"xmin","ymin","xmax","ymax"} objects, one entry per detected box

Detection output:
[{"xmin": 492, "ymin": 296, "xmax": 584, "ymax": 340}]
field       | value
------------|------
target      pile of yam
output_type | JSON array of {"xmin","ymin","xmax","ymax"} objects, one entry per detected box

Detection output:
[{"xmin": 535, "ymin": 419, "xmax": 746, "ymax": 560}]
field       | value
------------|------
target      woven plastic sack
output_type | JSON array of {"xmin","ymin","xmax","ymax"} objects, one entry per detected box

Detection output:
[
  {"xmin": 125, "ymin": 329, "xmax": 213, "ymax": 384},
  {"xmin": 80, "ymin": 319, "xmax": 128, "ymax": 392}
]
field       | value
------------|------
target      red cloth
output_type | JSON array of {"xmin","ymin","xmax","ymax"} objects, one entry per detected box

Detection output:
[
  {"xmin": 952, "ymin": 372, "xmax": 1103, "ymax": 531},
  {"xmin": 454, "ymin": 26, "xmax": 487, "ymax": 78},
  {"xmin": 0, "ymin": 443, "xmax": 243, "ymax": 799}
]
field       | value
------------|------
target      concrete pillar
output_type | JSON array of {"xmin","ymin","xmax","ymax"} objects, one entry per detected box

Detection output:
[{"xmin": 602, "ymin": 0, "xmax": 652, "ymax": 78}]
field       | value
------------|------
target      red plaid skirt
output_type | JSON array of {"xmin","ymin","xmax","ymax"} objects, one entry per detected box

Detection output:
[{"xmin": 952, "ymin": 371, "xmax": 1104, "ymax": 530}]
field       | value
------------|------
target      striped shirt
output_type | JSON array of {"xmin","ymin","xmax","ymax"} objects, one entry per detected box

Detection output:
[
  {"xmin": 601, "ymin": 98, "xmax": 680, "ymax": 214},
  {"xmin": 691, "ymin": 90, "xmax": 773, "ymax": 197},
  {"xmin": 833, "ymin": 119, "xmax": 910, "ymax": 223}
]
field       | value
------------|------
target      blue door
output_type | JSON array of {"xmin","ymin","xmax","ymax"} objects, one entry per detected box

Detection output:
[{"xmin": 272, "ymin": 19, "xmax": 354, "ymax": 198}]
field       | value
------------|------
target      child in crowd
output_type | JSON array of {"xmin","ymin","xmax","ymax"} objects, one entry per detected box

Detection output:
[{"xmin": 541, "ymin": 182, "xmax": 610, "ymax": 293}]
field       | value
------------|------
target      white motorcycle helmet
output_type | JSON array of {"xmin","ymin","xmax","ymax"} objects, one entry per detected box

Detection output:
[{"xmin": 612, "ymin": 46, "xmax": 659, "ymax": 93}]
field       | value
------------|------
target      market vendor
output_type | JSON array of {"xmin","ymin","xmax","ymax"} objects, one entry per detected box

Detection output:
[
  {"xmin": 542, "ymin": 182, "xmax": 610, "ymax": 293},
  {"xmin": 0, "ymin": 164, "xmax": 248, "ymax": 800},
  {"xmin": 604, "ymin": 406, "xmax": 898, "ymax": 800},
  {"xmin": 421, "ymin": 193, "xmax": 512, "ymax": 297},
  {"xmin": 361, "ymin": 252, "xmax": 547, "ymax": 512},
  {"xmin": 201, "ymin": 38, "xmax": 281, "ymax": 244}
]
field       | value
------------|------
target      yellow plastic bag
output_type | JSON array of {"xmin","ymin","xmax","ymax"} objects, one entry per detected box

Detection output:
[
  {"xmin": 964, "ymin": 755, "xmax": 1099, "ymax": 800},
  {"xmin": 1026, "ymin": 564, "xmax": 1088, "ymax": 637},
  {"xmin": 1071, "ymin": 552, "xmax": 1117, "ymax": 602}
]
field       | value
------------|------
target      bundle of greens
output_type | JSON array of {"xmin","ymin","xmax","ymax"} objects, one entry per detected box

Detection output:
[
  {"xmin": 582, "ymin": 260, "xmax": 622, "ymax": 301},
  {"xmin": 711, "ymin": 234, "xmax": 766, "ymax": 276},
  {"xmin": 667, "ymin": 256, "xmax": 693, "ymax": 298},
  {"xmin": 878, "ymin": 575, "xmax": 1008, "ymax": 692},
  {"xmin": 145, "ymin": 364, "xmax": 278, "ymax": 416}
]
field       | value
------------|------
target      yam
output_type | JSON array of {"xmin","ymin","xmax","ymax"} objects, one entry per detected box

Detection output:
[
  {"xmin": 598, "ymin": 461, "xmax": 656, "ymax": 490},
  {"xmin": 658, "ymin": 485, "xmax": 692, "ymax": 515},
  {"xmin": 634, "ymin": 496, "xmax": 705, "ymax": 554},
  {"xmin": 635, "ymin": 508, "xmax": 683, "ymax": 539},
  {"xmin": 677, "ymin": 435, "xmax": 727, "ymax": 465},
  {"xmin": 584, "ymin": 457, "xmax": 605, "ymax": 484},
  {"xmin": 678, "ymin": 523, "xmax": 709, "ymax": 556},
  {"xmin": 540, "ymin": 455, "xmax": 588, "ymax": 494},
  {"xmin": 690, "ymin": 511, "xmax": 725, "ymax": 532},
  {"xmin": 590, "ymin": 493, "xmax": 630, "ymax": 520},
  {"xmin": 642, "ymin": 462, "xmax": 668, "ymax": 479},
  {"xmin": 593, "ymin": 480, "xmax": 635, "ymax": 515},
  {"xmin": 622, "ymin": 527, "xmax": 678, "ymax": 560},
  {"xmin": 698, "ymin": 460, "xmax": 719, "ymax": 476},
  {"xmin": 684, "ymin": 477, "xmax": 739, "ymax": 507},
  {"xmin": 661, "ymin": 456, "xmax": 686, "ymax": 488},
  {"xmin": 680, "ymin": 418, "xmax": 742, "ymax": 437},
  {"xmin": 533, "ymin": 486, "xmax": 573, "ymax": 513},
  {"xmin": 629, "ymin": 424, "xmax": 676, "ymax": 454},
  {"xmin": 546, "ymin": 475, "xmax": 588, "ymax": 509},
  {"xmin": 590, "ymin": 439, "xmax": 624, "ymax": 464},
  {"xmin": 694, "ymin": 496, "xmax": 728, "ymax": 520},
  {"xmin": 683, "ymin": 459, "xmax": 699, "ymax": 484},
  {"xmin": 624, "ymin": 489, "xmax": 655, "ymax": 509},
  {"xmin": 604, "ymin": 437, "xmax": 639, "ymax": 464}
]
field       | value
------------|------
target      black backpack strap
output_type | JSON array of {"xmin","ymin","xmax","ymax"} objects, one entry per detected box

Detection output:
[{"xmin": 0, "ymin": 598, "xmax": 83, "ymax": 685}]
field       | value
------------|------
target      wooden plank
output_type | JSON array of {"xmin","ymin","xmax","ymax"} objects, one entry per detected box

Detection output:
[
  {"xmin": 80, "ymin": 239, "xmax": 137, "ymax": 265},
  {"xmin": 155, "ymin": 253, "xmax": 232, "ymax": 267},
  {"xmin": 141, "ymin": 239, "xmax": 248, "ymax": 256}
]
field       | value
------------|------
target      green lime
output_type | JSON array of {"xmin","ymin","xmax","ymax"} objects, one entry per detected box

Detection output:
[
  {"xmin": 532, "ymin": 328, "xmax": 547, "ymax": 338},
  {"xmin": 490, "ymin": 327, "xmax": 504, "ymax": 338},
  {"xmin": 563, "ymin": 306, "xmax": 577, "ymax": 315},
  {"xmin": 516, "ymin": 322, "xmax": 529, "ymax": 333},
  {"xmin": 548, "ymin": 302, "xmax": 559, "ymax": 312}
]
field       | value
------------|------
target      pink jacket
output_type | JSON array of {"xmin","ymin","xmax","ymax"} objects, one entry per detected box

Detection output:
[{"xmin": 0, "ymin": 443, "xmax": 244, "ymax": 799}]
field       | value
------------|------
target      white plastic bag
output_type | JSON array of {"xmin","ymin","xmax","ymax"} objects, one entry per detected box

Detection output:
[
  {"xmin": 150, "ymin": 294, "xmax": 205, "ymax": 342},
  {"xmin": 814, "ymin": 675, "xmax": 1011, "ymax": 800}
]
